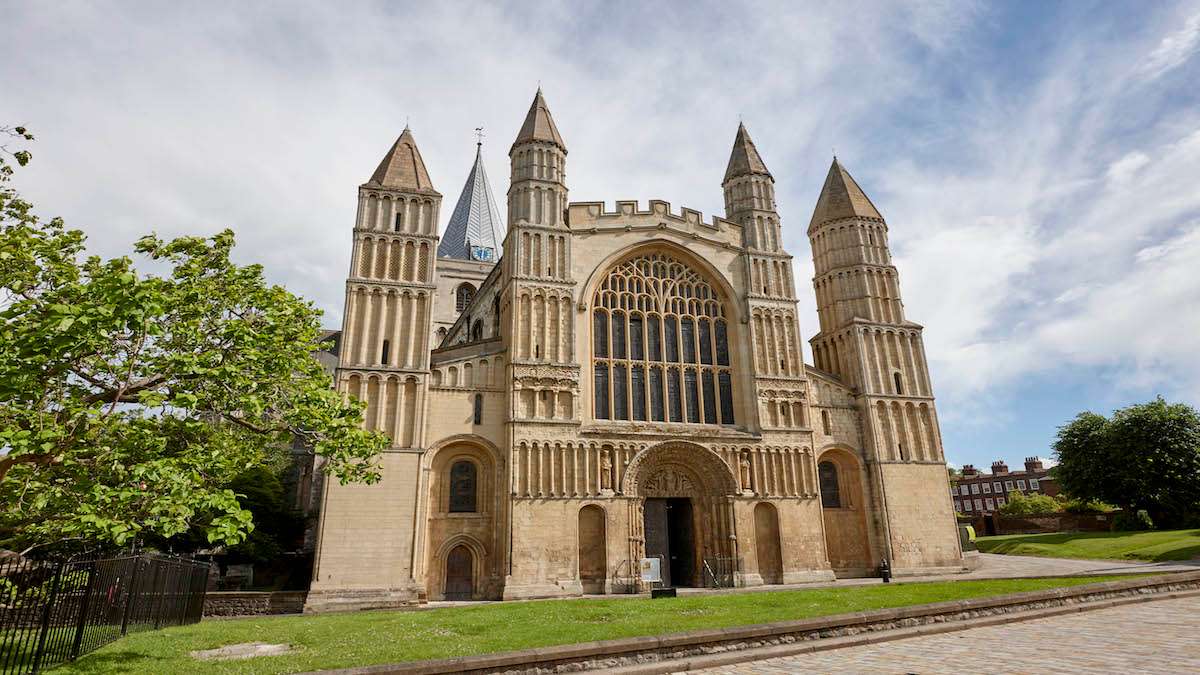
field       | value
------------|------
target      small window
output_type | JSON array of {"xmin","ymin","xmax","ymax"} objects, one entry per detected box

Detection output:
[
  {"xmin": 982, "ymin": 482, "xmax": 992, "ymax": 494},
  {"xmin": 394, "ymin": 212, "xmax": 404, "ymax": 231},
  {"xmin": 893, "ymin": 372, "xmax": 903, "ymax": 395},
  {"xmin": 473, "ymin": 394, "xmax": 483, "ymax": 425},
  {"xmin": 1030, "ymin": 478, "xmax": 1040, "ymax": 490},
  {"xmin": 985, "ymin": 498, "xmax": 995, "ymax": 511},
  {"xmin": 818, "ymin": 461, "xmax": 841, "ymax": 508},
  {"xmin": 971, "ymin": 484, "xmax": 980, "ymax": 495},
  {"xmin": 380, "ymin": 339, "xmax": 390, "ymax": 364},
  {"xmin": 471, "ymin": 320, "xmax": 483, "ymax": 342},
  {"xmin": 821, "ymin": 409, "xmax": 831, "ymax": 435},
  {"xmin": 448, "ymin": 460, "xmax": 477, "ymax": 513},
  {"xmin": 456, "ymin": 284, "xmax": 476, "ymax": 313},
  {"xmin": 963, "ymin": 500, "xmax": 973, "ymax": 512},
  {"xmin": 1016, "ymin": 479, "xmax": 1027, "ymax": 491}
]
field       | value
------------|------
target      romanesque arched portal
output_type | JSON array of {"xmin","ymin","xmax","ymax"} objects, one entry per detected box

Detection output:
[{"xmin": 622, "ymin": 441, "xmax": 738, "ymax": 588}]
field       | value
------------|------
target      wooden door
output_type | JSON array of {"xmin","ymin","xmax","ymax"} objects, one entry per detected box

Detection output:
[
  {"xmin": 754, "ymin": 502, "xmax": 783, "ymax": 584},
  {"xmin": 444, "ymin": 545, "xmax": 473, "ymax": 600}
]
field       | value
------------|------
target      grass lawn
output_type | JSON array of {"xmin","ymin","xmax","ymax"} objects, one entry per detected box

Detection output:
[
  {"xmin": 976, "ymin": 528, "xmax": 1200, "ymax": 562},
  {"xmin": 62, "ymin": 576, "xmax": 1136, "ymax": 674}
]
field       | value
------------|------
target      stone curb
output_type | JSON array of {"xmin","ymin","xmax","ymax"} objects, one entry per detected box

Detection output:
[
  {"xmin": 607, "ymin": 588, "xmax": 1200, "ymax": 674},
  {"xmin": 311, "ymin": 570, "xmax": 1200, "ymax": 675}
]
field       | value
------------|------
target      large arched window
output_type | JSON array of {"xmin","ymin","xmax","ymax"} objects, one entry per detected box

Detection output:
[
  {"xmin": 455, "ymin": 283, "xmax": 476, "ymax": 313},
  {"xmin": 591, "ymin": 251, "xmax": 734, "ymax": 425},
  {"xmin": 818, "ymin": 461, "xmax": 841, "ymax": 508},
  {"xmin": 448, "ymin": 460, "xmax": 477, "ymax": 513}
]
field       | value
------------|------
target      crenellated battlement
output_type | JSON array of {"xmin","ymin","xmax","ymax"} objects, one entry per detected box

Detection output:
[{"xmin": 567, "ymin": 199, "xmax": 739, "ymax": 234}]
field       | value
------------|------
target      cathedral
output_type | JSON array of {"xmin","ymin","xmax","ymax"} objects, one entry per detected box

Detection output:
[{"xmin": 305, "ymin": 89, "xmax": 963, "ymax": 611}]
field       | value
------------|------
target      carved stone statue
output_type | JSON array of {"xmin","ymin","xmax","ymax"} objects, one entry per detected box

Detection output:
[
  {"xmin": 739, "ymin": 453, "xmax": 753, "ymax": 491},
  {"xmin": 600, "ymin": 448, "xmax": 613, "ymax": 490}
]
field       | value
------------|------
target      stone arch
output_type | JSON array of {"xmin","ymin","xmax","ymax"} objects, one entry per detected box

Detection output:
[
  {"xmin": 622, "ymin": 441, "xmax": 738, "ymax": 496},
  {"xmin": 577, "ymin": 504, "xmax": 607, "ymax": 594},
  {"xmin": 816, "ymin": 445, "xmax": 873, "ymax": 574},
  {"xmin": 579, "ymin": 240, "xmax": 747, "ymax": 325},
  {"xmin": 753, "ymin": 502, "xmax": 783, "ymax": 585},
  {"xmin": 432, "ymin": 534, "xmax": 487, "ymax": 601}
]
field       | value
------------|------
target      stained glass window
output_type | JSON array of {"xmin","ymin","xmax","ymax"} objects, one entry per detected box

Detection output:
[
  {"xmin": 819, "ymin": 461, "xmax": 841, "ymax": 508},
  {"xmin": 591, "ymin": 251, "xmax": 735, "ymax": 425},
  {"xmin": 449, "ymin": 461, "xmax": 477, "ymax": 513}
]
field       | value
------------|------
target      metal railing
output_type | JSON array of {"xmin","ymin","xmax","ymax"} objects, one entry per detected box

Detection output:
[
  {"xmin": 0, "ymin": 554, "xmax": 209, "ymax": 675},
  {"xmin": 701, "ymin": 556, "xmax": 741, "ymax": 588}
]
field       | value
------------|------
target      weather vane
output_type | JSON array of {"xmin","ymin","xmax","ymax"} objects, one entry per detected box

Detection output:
[{"xmin": 475, "ymin": 127, "xmax": 484, "ymax": 146}]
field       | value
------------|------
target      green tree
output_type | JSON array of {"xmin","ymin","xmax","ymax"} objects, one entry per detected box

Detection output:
[
  {"xmin": 0, "ymin": 127, "xmax": 388, "ymax": 552},
  {"xmin": 1053, "ymin": 398, "xmax": 1200, "ymax": 528}
]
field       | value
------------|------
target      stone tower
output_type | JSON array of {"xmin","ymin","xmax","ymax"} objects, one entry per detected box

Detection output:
[
  {"xmin": 502, "ymin": 88, "xmax": 576, "ymax": 413},
  {"xmin": 722, "ymin": 124, "xmax": 807, "ymax": 435},
  {"xmin": 307, "ymin": 127, "xmax": 443, "ymax": 611},
  {"xmin": 806, "ymin": 158, "xmax": 959, "ymax": 572},
  {"xmin": 499, "ymin": 89, "xmax": 581, "ymax": 598}
]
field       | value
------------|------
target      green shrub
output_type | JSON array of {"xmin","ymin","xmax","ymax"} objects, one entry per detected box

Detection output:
[
  {"xmin": 1059, "ymin": 496, "xmax": 1115, "ymax": 514},
  {"xmin": 1112, "ymin": 509, "xmax": 1154, "ymax": 531},
  {"xmin": 999, "ymin": 491, "xmax": 1061, "ymax": 516}
]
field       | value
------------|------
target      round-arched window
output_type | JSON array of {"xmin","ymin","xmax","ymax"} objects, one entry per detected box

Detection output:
[
  {"xmin": 591, "ymin": 251, "xmax": 734, "ymax": 425},
  {"xmin": 448, "ymin": 460, "xmax": 477, "ymax": 513},
  {"xmin": 818, "ymin": 461, "xmax": 841, "ymax": 508}
]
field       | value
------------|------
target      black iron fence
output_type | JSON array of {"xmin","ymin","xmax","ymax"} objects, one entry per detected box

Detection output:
[{"xmin": 0, "ymin": 554, "xmax": 208, "ymax": 675}]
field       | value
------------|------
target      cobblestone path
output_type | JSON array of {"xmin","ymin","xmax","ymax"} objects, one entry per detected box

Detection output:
[{"xmin": 692, "ymin": 595, "xmax": 1200, "ymax": 674}]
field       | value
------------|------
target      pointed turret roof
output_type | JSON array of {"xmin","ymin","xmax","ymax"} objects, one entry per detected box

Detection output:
[
  {"xmin": 512, "ymin": 88, "xmax": 566, "ymax": 151},
  {"xmin": 724, "ymin": 122, "xmax": 772, "ymax": 183},
  {"xmin": 808, "ymin": 158, "xmax": 882, "ymax": 231},
  {"xmin": 438, "ymin": 142, "xmax": 505, "ymax": 262},
  {"xmin": 364, "ymin": 127, "xmax": 439, "ymax": 194}
]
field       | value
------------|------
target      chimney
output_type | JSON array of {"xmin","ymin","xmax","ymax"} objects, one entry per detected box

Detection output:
[
  {"xmin": 991, "ymin": 460, "xmax": 1009, "ymax": 475},
  {"xmin": 1024, "ymin": 456, "xmax": 1044, "ymax": 473},
  {"xmin": 961, "ymin": 464, "xmax": 978, "ymax": 477}
]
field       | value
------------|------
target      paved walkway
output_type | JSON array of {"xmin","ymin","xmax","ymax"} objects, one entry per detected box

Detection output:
[{"xmin": 692, "ymin": 595, "xmax": 1200, "ymax": 674}]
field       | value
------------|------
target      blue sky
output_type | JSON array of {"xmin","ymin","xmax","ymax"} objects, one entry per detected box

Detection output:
[{"xmin": 2, "ymin": 1, "xmax": 1199, "ymax": 469}]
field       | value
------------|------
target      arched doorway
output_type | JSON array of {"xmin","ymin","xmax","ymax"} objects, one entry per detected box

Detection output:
[
  {"xmin": 753, "ymin": 502, "xmax": 783, "ymax": 584},
  {"xmin": 624, "ymin": 442, "xmax": 739, "ymax": 589},
  {"xmin": 444, "ymin": 545, "xmax": 474, "ymax": 600},
  {"xmin": 578, "ymin": 505, "xmax": 607, "ymax": 593},
  {"xmin": 818, "ymin": 448, "xmax": 872, "ymax": 574}
]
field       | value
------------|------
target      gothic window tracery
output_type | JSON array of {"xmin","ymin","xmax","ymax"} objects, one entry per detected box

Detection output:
[
  {"xmin": 456, "ymin": 283, "xmax": 476, "ymax": 313},
  {"xmin": 591, "ymin": 252, "xmax": 734, "ymax": 425}
]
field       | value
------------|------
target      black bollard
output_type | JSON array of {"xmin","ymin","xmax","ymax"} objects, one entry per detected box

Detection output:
[{"xmin": 879, "ymin": 558, "xmax": 892, "ymax": 583}]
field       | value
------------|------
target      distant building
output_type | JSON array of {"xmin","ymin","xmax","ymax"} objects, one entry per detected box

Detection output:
[{"xmin": 950, "ymin": 457, "xmax": 1058, "ymax": 515}]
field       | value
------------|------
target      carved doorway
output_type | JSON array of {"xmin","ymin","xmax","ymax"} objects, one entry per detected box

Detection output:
[{"xmin": 444, "ymin": 545, "xmax": 473, "ymax": 600}]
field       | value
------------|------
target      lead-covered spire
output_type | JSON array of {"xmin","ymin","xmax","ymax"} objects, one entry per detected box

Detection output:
[{"xmin": 438, "ymin": 141, "xmax": 505, "ymax": 262}]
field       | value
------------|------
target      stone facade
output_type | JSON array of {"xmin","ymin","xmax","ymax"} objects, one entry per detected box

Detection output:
[{"xmin": 306, "ymin": 90, "xmax": 963, "ymax": 612}]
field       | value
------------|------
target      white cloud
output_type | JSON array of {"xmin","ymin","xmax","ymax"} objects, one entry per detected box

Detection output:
[{"xmin": 1137, "ymin": 11, "xmax": 1200, "ymax": 80}]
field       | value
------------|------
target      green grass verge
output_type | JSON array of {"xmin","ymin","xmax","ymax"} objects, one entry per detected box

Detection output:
[
  {"xmin": 63, "ymin": 576, "xmax": 1138, "ymax": 674},
  {"xmin": 976, "ymin": 529, "xmax": 1200, "ymax": 562}
]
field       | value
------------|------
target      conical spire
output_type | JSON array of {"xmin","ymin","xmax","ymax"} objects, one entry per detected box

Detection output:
[
  {"xmin": 438, "ymin": 142, "xmax": 505, "ymax": 262},
  {"xmin": 512, "ymin": 88, "xmax": 566, "ymax": 151},
  {"xmin": 365, "ymin": 127, "xmax": 439, "ymax": 194},
  {"xmin": 808, "ymin": 158, "xmax": 882, "ymax": 230},
  {"xmin": 724, "ymin": 122, "xmax": 772, "ymax": 183}
]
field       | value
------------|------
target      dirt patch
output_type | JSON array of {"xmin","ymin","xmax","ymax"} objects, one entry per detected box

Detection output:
[{"xmin": 190, "ymin": 642, "xmax": 295, "ymax": 661}]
